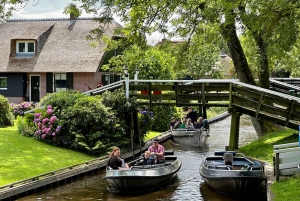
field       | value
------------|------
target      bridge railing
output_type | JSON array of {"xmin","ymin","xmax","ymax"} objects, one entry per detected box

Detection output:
[
  {"xmin": 128, "ymin": 79, "xmax": 233, "ymax": 107},
  {"xmin": 270, "ymin": 79, "xmax": 300, "ymax": 96},
  {"xmin": 83, "ymin": 80, "xmax": 124, "ymax": 95},
  {"xmin": 230, "ymin": 81, "xmax": 300, "ymax": 130}
]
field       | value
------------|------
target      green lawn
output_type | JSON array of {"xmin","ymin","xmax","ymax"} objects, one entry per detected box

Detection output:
[
  {"xmin": 0, "ymin": 124, "xmax": 95, "ymax": 186},
  {"xmin": 239, "ymin": 128, "xmax": 300, "ymax": 201},
  {"xmin": 145, "ymin": 131, "xmax": 162, "ymax": 141}
]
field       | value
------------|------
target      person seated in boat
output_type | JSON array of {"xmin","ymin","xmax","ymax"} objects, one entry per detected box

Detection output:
[
  {"xmin": 107, "ymin": 147, "xmax": 130, "ymax": 170},
  {"xmin": 195, "ymin": 117, "xmax": 203, "ymax": 129},
  {"xmin": 185, "ymin": 118, "xmax": 194, "ymax": 129},
  {"xmin": 148, "ymin": 138, "xmax": 165, "ymax": 164},
  {"xmin": 180, "ymin": 119, "xmax": 187, "ymax": 128},
  {"xmin": 170, "ymin": 117, "xmax": 176, "ymax": 131},
  {"xmin": 136, "ymin": 151, "xmax": 155, "ymax": 165},
  {"xmin": 173, "ymin": 118, "xmax": 182, "ymax": 129},
  {"xmin": 201, "ymin": 119, "xmax": 209, "ymax": 131}
]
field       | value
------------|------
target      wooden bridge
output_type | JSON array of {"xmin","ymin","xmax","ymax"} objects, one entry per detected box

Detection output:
[{"xmin": 87, "ymin": 78, "xmax": 300, "ymax": 150}]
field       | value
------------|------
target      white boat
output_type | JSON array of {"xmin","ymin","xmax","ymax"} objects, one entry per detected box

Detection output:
[
  {"xmin": 171, "ymin": 128, "xmax": 210, "ymax": 147},
  {"xmin": 103, "ymin": 150, "xmax": 182, "ymax": 194},
  {"xmin": 199, "ymin": 151, "xmax": 267, "ymax": 197}
]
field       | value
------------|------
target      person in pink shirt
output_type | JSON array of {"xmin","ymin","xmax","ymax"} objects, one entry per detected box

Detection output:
[{"xmin": 148, "ymin": 138, "xmax": 165, "ymax": 164}]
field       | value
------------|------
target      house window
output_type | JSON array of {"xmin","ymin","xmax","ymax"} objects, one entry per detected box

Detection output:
[
  {"xmin": 54, "ymin": 74, "xmax": 66, "ymax": 92},
  {"xmin": 16, "ymin": 40, "xmax": 35, "ymax": 54},
  {"xmin": 0, "ymin": 77, "xmax": 7, "ymax": 89}
]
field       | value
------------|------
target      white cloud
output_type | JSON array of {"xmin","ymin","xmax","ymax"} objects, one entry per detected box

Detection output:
[{"xmin": 11, "ymin": 0, "xmax": 94, "ymax": 19}]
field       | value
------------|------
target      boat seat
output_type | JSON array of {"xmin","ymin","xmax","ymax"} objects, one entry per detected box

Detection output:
[
  {"xmin": 215, "ymin": 165, "xmax": 232, "ymax": 170},
  {"xmin": 214, "ymin": 151, "xmax": 236, "ymax": 156},
  {"xmin": 165, "ymin": 150, "xmax": 174, "ymax": 155}
]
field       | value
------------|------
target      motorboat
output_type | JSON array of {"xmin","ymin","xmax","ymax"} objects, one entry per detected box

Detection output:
[
  {"xmin": 199, "ymin": 151, "xmax": 267, "ymax": 196},
  {"xmin": 171, "ymin": 128, "xmax": 210, "ymax": 147},
  {"xmin": 103, "ymin": 150, "xmax": 182, "ymax": 194}
]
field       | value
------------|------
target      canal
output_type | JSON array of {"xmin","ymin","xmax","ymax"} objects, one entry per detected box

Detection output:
[{"xmin": 18, "ymin": 115, "xmax": 260, "ymax": 201}]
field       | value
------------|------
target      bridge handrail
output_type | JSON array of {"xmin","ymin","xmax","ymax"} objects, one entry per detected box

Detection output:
[
  {"xmin": 91, "ymin": 83, "xmax": 123, "ymax": 95},
  {"xmin": 83, "ymin": 80, "xmax": 124, "ymax": 95},
  {"xmin": 270, "ymin": 79, "xmax": 300, "ymax": 91},
  {"xmin": 273, "ymin": 142, "xmax": 299, "ymax": 149},
  {"xmin": 231, "ymin": 80, "xmax": 300, "ymax": 103}
]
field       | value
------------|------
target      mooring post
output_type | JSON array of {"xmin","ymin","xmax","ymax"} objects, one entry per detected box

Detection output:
[{"xmin": 229, "ymin": 108, "xmax": 241, "ymax": 150}]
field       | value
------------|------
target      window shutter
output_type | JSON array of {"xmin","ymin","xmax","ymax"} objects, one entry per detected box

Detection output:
[
  {"xmin": 66, "ymin": 73, "xmax": 73, "ymax": 89},
  {"xmin": 101, "ymin": 74, "xmax": 106, "ymax": 85},
  {"xmin": 46, "ymin": 73, "xmax": 53, "ymax": 93}
]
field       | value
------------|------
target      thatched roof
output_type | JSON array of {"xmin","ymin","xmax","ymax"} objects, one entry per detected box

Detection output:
[{"xmin": 0, "ymin": 18, "xmax": 123, "ymax": 72}]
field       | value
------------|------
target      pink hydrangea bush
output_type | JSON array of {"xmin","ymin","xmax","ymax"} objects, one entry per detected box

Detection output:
[
  {"xmin": 11, "ymin": 102, "xmax": 35, "ymax": 117},
  {"xmin": 34, "ymin": 105, "xmax": 62, "ymax": 140}
]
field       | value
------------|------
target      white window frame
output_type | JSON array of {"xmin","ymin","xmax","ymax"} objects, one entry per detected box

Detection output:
[
  {"xmin": 16, "ymin": 40, "xmax": 35, "ymax": 54},
  {"xmin": 0, "ymin": 77, "xmax": 7, "ymax": 90}
]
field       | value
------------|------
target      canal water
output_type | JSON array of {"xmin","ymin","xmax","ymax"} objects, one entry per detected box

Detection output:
[{"xmin": 18, "ymin": 115, "xmax": 261, "ymax": 201}]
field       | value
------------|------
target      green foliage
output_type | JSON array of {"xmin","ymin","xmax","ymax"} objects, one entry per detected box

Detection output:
[
  {"xmin": 0, "ymin": 95, "xmax": 14, "ymax": 127},
  {"xmin": 102, "ymin": 45, "xmax": 175, "ymax": 80},
  {"xmin": 101, "ymin": 89, "xmax": 145, "ymax": 143},
  {"xmin": 39, "ymin": 90, "xmax": 85, "ymax": 110},
  {"xmin": 16, "ymin": 114, "xmax": 36, "ymax": 137},
  {"xmin": 151, "ymin": 106, "xmax": 181, "ymax": 132},
  {"xmin": 63, "ymin": 3, "xmax": 82, "ymax": 18},
  {"xmin": 60, "ymin": 95, "xmax": 128, "ymax": 155}
]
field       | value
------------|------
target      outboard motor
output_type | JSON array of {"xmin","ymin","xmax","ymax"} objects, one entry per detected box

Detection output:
[{"xmin": 224, "ymin": 152, "xmax": 233, "ymax": 168}]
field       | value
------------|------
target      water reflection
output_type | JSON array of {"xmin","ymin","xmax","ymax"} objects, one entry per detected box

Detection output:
[{"xmin": 18, "ymin": 115, "xmax": 260, "ymax": 201}]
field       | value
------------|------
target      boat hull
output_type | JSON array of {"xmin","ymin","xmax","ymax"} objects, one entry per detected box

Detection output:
[
  {"xmin": 104, "ymin": 156, "xmax": 182, "ymax": 193},
  {"xmin": 200, "ymin": 166, "xmax": 266, "ymax": 195},
  {"xmin": 199, "ymin": 151, "xmax": 267, "ymax": 196},
  {"xmin": 171, "ymin": 129, "xmax": 209, "ymax": 147}
]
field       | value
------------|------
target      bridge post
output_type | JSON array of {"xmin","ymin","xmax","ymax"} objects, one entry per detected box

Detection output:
[{"xmin": 229, "ymin": 108, "xmax": 241, "ymax": 150}]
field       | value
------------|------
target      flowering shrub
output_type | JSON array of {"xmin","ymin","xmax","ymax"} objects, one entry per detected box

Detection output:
[
  {"xmin": 138, "ymin": 107, "xmax": 154, "ymax": 136},
  {"xmin": 0, "ymin": 95, "xmax": 14, "ymax": 127},
  {"xmin": 11, "ymin": 102, "xmax": 35, "ymax": 117},
  {"xmin": 33, "ymin": 105, "xmax": 62, "ymax": 140}
]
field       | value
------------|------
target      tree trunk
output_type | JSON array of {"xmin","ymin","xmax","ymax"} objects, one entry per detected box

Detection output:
[
  {"xmin": 220, "ymin": 22, "xmax": 255, "ymax": 85},
  {"xmin": 220, "ymin": 20, "xmax": 274, "ymax": 136}
]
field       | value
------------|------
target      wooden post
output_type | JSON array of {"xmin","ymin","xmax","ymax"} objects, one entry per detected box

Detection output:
[
  {"xmin": 198, "ymin": 106, "xmax": 203, "ymax": 117},
  {"xmin": 175, "ymin": 82, "xmax": 179, "ymax": 106},
  {"xmin": 149, "ymin": 82, "xmax": 152, "ymax": 107},
  {"xmin": 229, "ymin": 108, "xmax": 240, "ymax": 150},
  {"xmin": 130, "ymin": 113, "xmax": 134, "ymax": 159},
  {"xmin": 202, "ymin": 107, "xmax": 207, "ymax": 119},
  {"xmin": 275, "ymin": 152, "xmax": 279, "ymax": 181},
  {"xmin": 133, "ymin": 110, "xmax": 142, "ymax": 154}
]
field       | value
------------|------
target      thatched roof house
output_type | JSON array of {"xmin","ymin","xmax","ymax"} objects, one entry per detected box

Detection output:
[{"xmin": 0, "ymin": 17, "xmax": 123, "ymax": 103}]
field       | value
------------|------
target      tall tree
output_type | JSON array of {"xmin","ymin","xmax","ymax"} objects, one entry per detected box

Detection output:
[{"xmin": 74, "ymin": 0, "xmax": 300, "ymax": 134}]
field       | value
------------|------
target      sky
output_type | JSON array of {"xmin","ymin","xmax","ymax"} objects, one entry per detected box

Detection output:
[{"xmin": 11, "ymin": 0, "xmax": 163, "ymax": 45}]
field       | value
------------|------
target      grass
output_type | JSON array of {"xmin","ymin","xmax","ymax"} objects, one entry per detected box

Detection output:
[
  {"xmin": 239, "ymin": 128, "xmax": 297, "ymax": 163},
  {"xmin": 145, "ymin": 130, "xmax": 162, "ymax": 141},
  {"xmin": 271, "ymin": 175, "xmax": 300, "ymax": 201},
  {"xmin": 239, "ymin": 128, "xmax": 300, "ymax": 201},
  {"xmin": 0, "ymin": 124, "xmax": 95, "ymax": 186}
]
